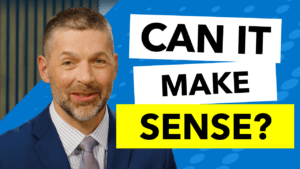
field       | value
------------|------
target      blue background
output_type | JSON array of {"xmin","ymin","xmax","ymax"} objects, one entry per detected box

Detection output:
[{"xmin": 0, "ymin": 0, "xmax": 299, "ymax": 168}]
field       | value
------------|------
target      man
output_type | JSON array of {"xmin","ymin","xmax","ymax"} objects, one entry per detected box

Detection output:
[{"xmin": 0, "ymin": 8, "xmax": 177, "ymax": 169}]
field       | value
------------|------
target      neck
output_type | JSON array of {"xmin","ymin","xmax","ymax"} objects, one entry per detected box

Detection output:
[{"xmin": 53, "ymin": 101, "xmax": 106, "ymax": 135}]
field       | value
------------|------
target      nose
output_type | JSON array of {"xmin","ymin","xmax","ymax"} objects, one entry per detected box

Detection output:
[{"xmin": 76, "ymin": 61, "xmax": 95, "ymax": 84}]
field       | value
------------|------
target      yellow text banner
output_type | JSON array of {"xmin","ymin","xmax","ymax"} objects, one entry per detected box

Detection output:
[{"xmin": 116, "ymin": 104, "xmax": 294, "ymax": 148}]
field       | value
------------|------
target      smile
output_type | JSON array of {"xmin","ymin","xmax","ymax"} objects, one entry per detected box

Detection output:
[{"xmin": 71, "ymin": 92, "xmax": 98, "ymax": 102}]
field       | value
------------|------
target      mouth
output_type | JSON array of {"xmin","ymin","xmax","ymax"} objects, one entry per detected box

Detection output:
[{"xmin": 71, "ymin": 92, "xmax": 98, "ymax": 102}]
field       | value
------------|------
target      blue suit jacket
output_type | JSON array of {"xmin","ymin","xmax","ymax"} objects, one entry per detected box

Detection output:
[{"xmin": 0, "ymin": 104, "xmax": 177, "ymax": 169}]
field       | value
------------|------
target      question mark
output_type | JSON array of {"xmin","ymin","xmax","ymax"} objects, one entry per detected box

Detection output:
[{"xmin": 254, "ymin": 113, "xmax": 272, "ymax": 140}]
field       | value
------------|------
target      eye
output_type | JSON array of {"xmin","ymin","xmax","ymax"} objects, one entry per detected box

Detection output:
[
  {"xmin": 95, "ymin": 59, "xmax": 104, "ymax": 64},
  {"xmin": 63, "ymin": 61, "xmax": 72, "ymax": 65}
]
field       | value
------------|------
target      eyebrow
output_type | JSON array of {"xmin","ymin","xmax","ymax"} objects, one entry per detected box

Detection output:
[
  {"xmin": 60, "ymin": 51, "xmax": 109, "ymax": 59},
  {"xmin": 90, "ymin": 51, "xmax": 109, "ymax": 58},
  {"xmin": 60, "ymin": 51, "xmax": 80, "ymax": 58}
]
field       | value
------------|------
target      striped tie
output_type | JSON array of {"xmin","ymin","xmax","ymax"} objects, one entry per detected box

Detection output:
[{"xmin": 79, "ymin": 136, "xmax": 100, "ymax": 169}]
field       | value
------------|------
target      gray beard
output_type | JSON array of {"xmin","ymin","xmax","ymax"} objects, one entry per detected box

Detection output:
[
  {"xmin": 54, "ymin": 95, "xmax": 107, "ymax": 122},
  {"xmin": 48, "ymin": 70, "xmax": 112, "ymax": 122}
]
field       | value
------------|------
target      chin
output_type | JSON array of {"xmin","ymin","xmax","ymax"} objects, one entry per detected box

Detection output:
[
  {"xmin": 54, "ymin": 92, "xmax": 109, "ymax": 122},
  {"xmin": 70, "ymin": 101, "xmax": 106, "ymax": 122},
  {"xmin": 72, "ymin": 108, "xmax": 100, "ymax": 122},
  {"xmin": 73, "ymin": 114, "xmax": 98, "ymax": 122}
]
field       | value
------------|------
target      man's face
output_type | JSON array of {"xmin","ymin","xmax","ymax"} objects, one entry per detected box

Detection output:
[{"xmin": 45, "ymin": 29, "xmax": 117, "ymax": 121}]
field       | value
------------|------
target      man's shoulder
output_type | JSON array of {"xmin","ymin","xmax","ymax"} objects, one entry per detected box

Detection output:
[
  {"xmin": 0, "ymin": 117, "xmax": 39, "ymax": 168},
  {"xmin": 0, "ymin": 116, "xmax": 37, "ymax": 150},
  {"xmin": 0, "ymin": 104, "xmax": 51, "ymax": 158},
  {"xmin": 0, "ymin": 109, "xmax": 51, "ymax": 168},
  {"xmin": 0, "ymin": 104, "xmax": 51, "ymax": 147}
]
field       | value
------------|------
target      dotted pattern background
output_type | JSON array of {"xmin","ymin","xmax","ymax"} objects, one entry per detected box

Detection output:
[{"xmin": 0, "ymin": 0, "xmax": 299, "ymax": 169}]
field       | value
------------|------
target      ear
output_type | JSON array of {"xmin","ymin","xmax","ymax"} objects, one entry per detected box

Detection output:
[
  {"xmin": 113, "ymin": 53, "xmax": 118, "ymax": 80},
  {"xmin": 37, "ymin": 55, "xmax": 50, "ymax": 83}
]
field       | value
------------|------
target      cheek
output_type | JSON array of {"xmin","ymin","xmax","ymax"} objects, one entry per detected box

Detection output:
[{"xmin": 54, "ymin": 69, "xmax": 75, "ymax": 88}]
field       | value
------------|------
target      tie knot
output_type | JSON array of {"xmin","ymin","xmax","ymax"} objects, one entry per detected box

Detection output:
[{"xmin": 79, "ymin": 136, "xmax": 98, "ymax": 152}]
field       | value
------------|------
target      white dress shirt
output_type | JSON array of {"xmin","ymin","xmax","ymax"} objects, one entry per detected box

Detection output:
[{"xmin": 49, "ymin": 101, "xmax": 109, "ymax": 169}]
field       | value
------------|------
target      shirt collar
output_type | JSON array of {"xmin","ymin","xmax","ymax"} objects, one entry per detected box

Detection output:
[{"xmin": 49, "ymin": 101, "xmax": 109, "ymax": 156}]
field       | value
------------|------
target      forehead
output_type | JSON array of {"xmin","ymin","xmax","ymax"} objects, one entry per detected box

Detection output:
[{"xmin": 51, "ymin": 29, "xmax": 111, "ymax": 57}]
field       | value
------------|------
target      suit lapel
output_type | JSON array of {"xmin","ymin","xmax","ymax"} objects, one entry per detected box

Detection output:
[
  {"xmin": 32, "ymin": 104, "xmax": 71, "ymax": 169},
  {"xmin": 106, "ymin": 107, "xmax": 132, "ymax": 169},
  {"xmin": 31, "ymin": 104, "xmax": 128, "ymax": 169}
]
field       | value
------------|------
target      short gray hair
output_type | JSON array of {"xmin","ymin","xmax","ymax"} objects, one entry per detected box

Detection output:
[{"xmin": 43, "ymin": 7, "xmax": 114, "ymax": 59}]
